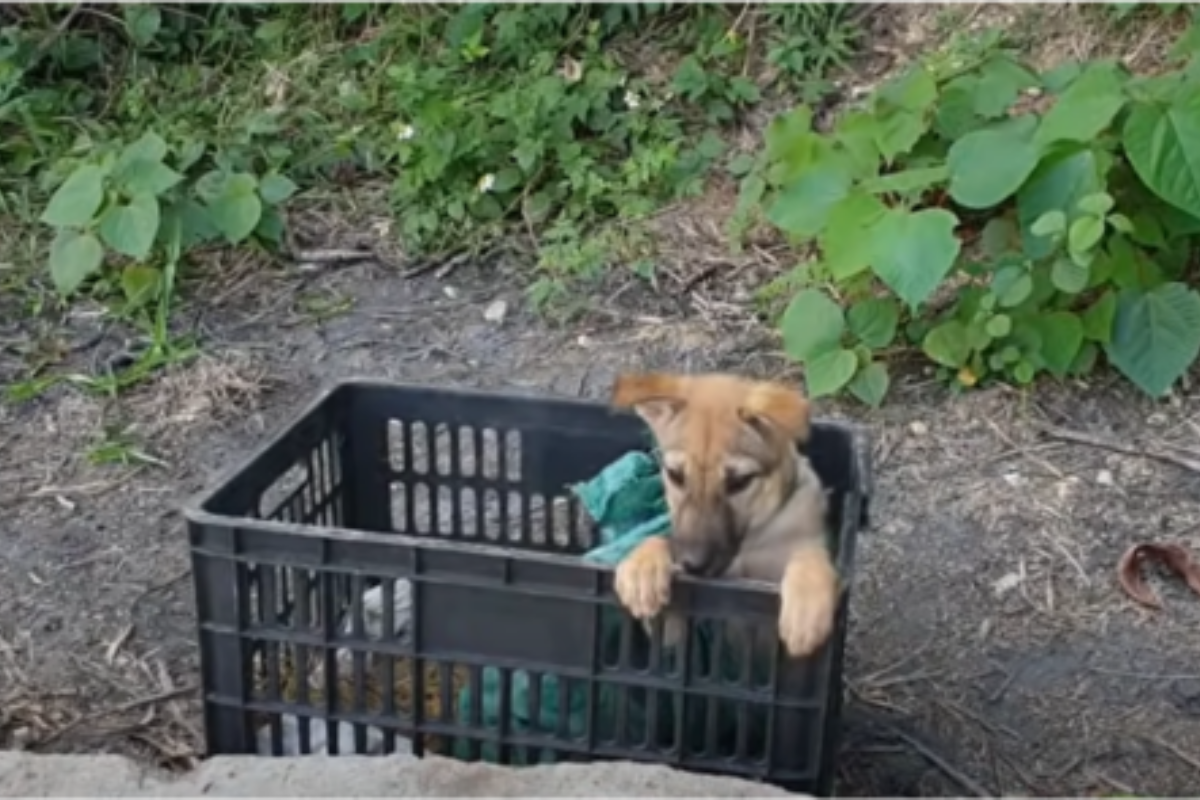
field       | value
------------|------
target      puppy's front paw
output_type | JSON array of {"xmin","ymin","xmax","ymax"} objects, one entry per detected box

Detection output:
[
  {"xmin": 778, "ymin": 550, "xmax": 838, "ymax": 658},
  {"xmin": 615, "ymin": 537, "xmax": 673, "ymax": 620}
]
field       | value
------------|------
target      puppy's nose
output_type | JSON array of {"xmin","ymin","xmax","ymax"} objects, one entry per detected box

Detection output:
[{"xmin": 675, "ymin": 542, "xmax": 714, "ymax": 576}]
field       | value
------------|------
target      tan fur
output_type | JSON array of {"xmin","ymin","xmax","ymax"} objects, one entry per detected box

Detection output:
[{"xmin": 610, "ymin": 372, "xmax": 836, "ymax": 658}]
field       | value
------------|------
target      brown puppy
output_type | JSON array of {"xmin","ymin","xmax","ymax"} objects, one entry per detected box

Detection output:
[{"xmin": 610, "ymin": 372, "xmax": 837, "ymax": 658}]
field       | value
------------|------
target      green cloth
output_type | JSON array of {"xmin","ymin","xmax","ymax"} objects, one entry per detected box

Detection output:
[{"xmin": 452, "ymin": 450, "xmax": 772, "ymax": 763}]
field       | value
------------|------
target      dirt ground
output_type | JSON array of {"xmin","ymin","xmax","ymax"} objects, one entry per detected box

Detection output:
[
  {"xmin": 5, "ymin": 248, "xmax": 1200, "ymax": 796},
  {"xmin": 5, "ymin": 4, "xmax": 1200, "ymax": 797}
]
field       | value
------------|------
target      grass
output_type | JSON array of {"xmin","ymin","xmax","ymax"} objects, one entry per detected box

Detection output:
[{"xmin": 0, "ymin": 3, "xmax": 863, "ymax": 401}]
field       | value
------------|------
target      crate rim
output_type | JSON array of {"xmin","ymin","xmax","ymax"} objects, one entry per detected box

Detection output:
[{"xmin": 183, "ymin": 375, "xmax": 870, "ymax": 599}]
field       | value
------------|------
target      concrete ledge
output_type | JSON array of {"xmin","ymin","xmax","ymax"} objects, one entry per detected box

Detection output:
[{"xmin": 0, "ymin": 752, "xmax": 801, "ymax": 797}]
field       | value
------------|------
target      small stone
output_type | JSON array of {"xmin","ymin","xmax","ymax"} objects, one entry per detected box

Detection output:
[
  {"xmin": 1003, "ymin": 471, "xmax": 1024, "ymax": 488},
  {"xmin": 993, "ymin": 572, "xmax": 1023, "ymax": 597},
  {"xmin": 1097, "ymin": 469, "xmax": 1115, "ymax": 486},
  {"xmin": 1055, "ymin": 476, "xmax": 1080, "ymax": 502},
  {"xmin": 576, "ymin": 334, "xmax": 593, "ymax": 348},
  {"xmin": 1147, "ymin": 412, "xmax": 1168, "ymax": 426},
  {"xmin": 443, "ymin": 286, "xmax": 459, "ymax": 299},
  {"xmin": 483, "ymin": 300, "xmax": 508, "ymax": 323},
  {"xmin": 909, "ymin": 421, "xmax": 929, "ymax": 436},
  {"xmin": 11, "ymin": 726, "xmax": 31, "ymax": 749}
]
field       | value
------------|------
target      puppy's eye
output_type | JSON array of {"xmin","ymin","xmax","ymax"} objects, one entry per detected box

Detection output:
[
  {"xmin": 664, "ymin": 466, "xmax": 686, "ymax": 487},
  {"xmin": 725, "ymin": 471, "xmax": 756, "ymax": 495}
]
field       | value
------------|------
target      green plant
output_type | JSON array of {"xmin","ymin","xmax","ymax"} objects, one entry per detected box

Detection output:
[
  {"xmin": 748, "ymin": 25, "xmax": 1200, "ymax": 406},
  {"xmin": 2, "ymin": 3, "xmax": 861, "ymax": 402},
  {"xmin": 39, "ymin": 130, "xmax": 295, "ymax": 351}
]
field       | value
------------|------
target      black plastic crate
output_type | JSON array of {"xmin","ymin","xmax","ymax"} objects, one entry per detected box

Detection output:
[{"xmin": 185, "ymin": 378, "xmax": 871, "ymax": 795}]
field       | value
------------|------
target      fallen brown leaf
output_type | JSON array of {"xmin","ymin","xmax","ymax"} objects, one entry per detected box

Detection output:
[{"xmin": 1117, "ymin": 542, "xmax": 1200, "ymax": 610}]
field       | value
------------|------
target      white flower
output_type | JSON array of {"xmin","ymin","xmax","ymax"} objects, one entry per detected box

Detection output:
[
  {"xmin": 559, "ymin": 57, "xmax": 583, "ymax": 84},
  {"xmin": 396, "ymin": 123, "xmax": 415, "ymax": 141},
  {"xmin": 477, "ymin": 173, "xmax": 495, "ymax": 193},
  {"xmin": 623, "ymin": 89, "xmax": 640, "ymax": 110}
]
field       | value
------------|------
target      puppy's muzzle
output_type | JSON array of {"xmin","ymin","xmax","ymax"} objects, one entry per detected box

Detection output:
[{"xmin": 671, "ymin": 507, "xmax": 737, "ymax": 578}]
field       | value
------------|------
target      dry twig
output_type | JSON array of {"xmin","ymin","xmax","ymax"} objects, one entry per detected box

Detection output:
[
  {"xmin": 1035, "ymin": 424, "xmax": 1200, "ymax": 475},
  {"xmin": 889, "ymin": 726, "xmax": 994, "ymax": 798}
]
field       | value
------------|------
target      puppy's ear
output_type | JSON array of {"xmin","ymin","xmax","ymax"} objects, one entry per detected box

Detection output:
[
  {"xmin": 740, "ymin": 382, "xmax": 811, "ymax": 443},
  {"xmin": 612, "ymin": 373, "xmax": 687, "ymax": 430}
]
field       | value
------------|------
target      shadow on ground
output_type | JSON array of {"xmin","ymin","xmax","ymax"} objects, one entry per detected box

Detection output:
[{"xmin": 3, "ymin": 256, "xmax": 1200, "ymax": 796}]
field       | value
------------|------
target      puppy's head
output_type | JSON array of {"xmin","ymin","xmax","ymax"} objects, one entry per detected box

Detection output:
[{"xmin": 612, "ymin": 372, "xmax": 811, "ymax": 578}]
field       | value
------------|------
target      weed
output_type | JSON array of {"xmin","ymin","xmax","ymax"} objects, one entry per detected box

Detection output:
[
  {"xmin": 747, "ymin": 21, "xmax": 1200, "ymax": 406},
  {"xmin": 0, "ymin": 3, "xmax": 860, "ymax": 400},
  {"xmin": 86, "ymin": 424, "xmax": 166, "ymax": 469}
]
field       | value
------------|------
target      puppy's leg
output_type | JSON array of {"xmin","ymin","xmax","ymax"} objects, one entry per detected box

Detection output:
[
  {"xmin": 615, "ymin": 536, "xmax": 673, "ymax": 620},
  {"xmin": 615, "ymin": 537, "xmax": 688, "ymax": 649},
  {"xmin": 778, "ymin": 543, "xmax": 839, "ymax": 658}
]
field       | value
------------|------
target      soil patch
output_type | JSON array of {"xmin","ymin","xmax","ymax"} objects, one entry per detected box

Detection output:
[{"xmin": 3, "ymin": 255, "xmax": 1200, "ymax": 795}]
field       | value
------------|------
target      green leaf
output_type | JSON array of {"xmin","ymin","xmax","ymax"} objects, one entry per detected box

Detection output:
[
  {"xmin": 1105, "ymin": 235, "xmax": 1163, "ymax": 290},
  {"xmin": 205, "ymin": 173, "xmax": 263, "ymax": 244},
  {"xmin": 859, "ymin": 165, "xmax": 948, "ymax": 195},
  {"xmin": 491, "ymin": 167, "xmax": 522, "ymax": 193},
  {"xmin": 1129, "ymin": 210, "xmax": 1167, "ymax": 248},
  {"xmin": 1068, "ymin": 215, "xmax": 1105, "ymax": 254},
  {"xmin": 764, "ymin": 106, "xmax": 831, "ymax": 185},
  {"xmin": 1012, "ymin": 360, "xmax": 1036, "ymax": 384},
  {"xmin": 259, "ymin": 173, "xmax": 299, "ymax": 205},
  {"xmin": 255, "ymin": 204, "xmax": 286, "ymax": 245},
  {"xmin": 1017, "ymin": 147, "xmax": 1104, "ymax": 259},
  {"xmin": 41, "ymin": 164, "xmax": 106, "ymax": 228},
  {"xmin": 48, "ymin": 229, "xmax": 105, "ymax": 295},
  {"xmin": 821, "ymin": 193, "xmax": 887, "ymax": 280},
  {"xmin": 1032, "ymin": 311, "xmax": 1084, "ymax": 376},
  {"xmin": 947, "ymin": 128, "xmax": 1040, "ymax": 209},
  {"xmin": 116, "ymin": 131, "xmax": 168, "ymax": 170},
  {"xmin": 168, "ymin": 198, "xmax": 219, "ymax": 249},
  {"xmin": 1070, "ymin": 341, "xmax": 1099, "ymax": 375},
  {"xmin": 175, "ymin": 139, "xmax": 206, "ymax": 172},
  {"xmin": 1105, "ymin": 283, "xmax": 1200, "ymax": 396},
  {"xmin": 980, "ymin": 217, "xmax": 1019, "ymax": 257},
  {"xmin": 867, "ymin": 208, "xmax": 962, "ymax": 310},
  {"xmin": 973, "ymin": 55, "xmax": 1039, "ymax": 118},
  {"xmin": 1082, "ymin": 290, "xmax": 1117, "ymax": 343},
  {"xmin": 876, "ymin": 66, "xmax": 938, "ymax": 114},
  {"xmin": 833, "ymin": 111, "xmax": 880, "ymax": 177},
  {"xmin": 121, "ymin": 264, "xmax": 162, "ymax": 308},
  {"xmin": 766, "ymin": 106, "xmax": 814, "ymax": 164},
  {"xmin": 1030, "ymin": 210, "xmax": 1067, "ymax": 238},
  {"xmin": 1107, "ymin": 213, "xmax": 1134, "ymax": 234},
  {"xmin": 872, "ymin": 107, "xmax": 926, "ymax": 164},
  {"xmin": 1077, "ymin": 191, "xmax": 1115, "ymax": 216},
  {"xmin": 1051, "ymin": 257, "xmax": 1090, "ymax": 294},
  {"xmin": 805, "ymin": 348, "xmax": 858, "ymax": 398},
  {"xmin": 780, "ymin": 289, "xmax": 845, "ymax": 362},
  {"xmin": 1034, "ymin": 62, "xmax": 1128, "ymax": 149},
  {"xmin": 97, "ymin": 193, "xmax": 160, "ymax": 260},
  {"xmin": 847, "ymin": 297, "xmax": 900, "ymax": 349},
  {"xmin": 935, "ymin": 77, "xmax": 983, "ymax": 140},
  {"xmin": 1123, "ymin": 88, "xmax": 1200, "ymax": 219},
  {"xmin": 985, "ymin": 314, "xmax": 1012, "ymax": 338},
  {"xmin": 992, "ymin": 266, "xmax": 1033, "ymax": 308},
  {"xmin": 768, "ymin": 163, "xmax": 852, "ymax": 240},
  {"xmin": 1043, "ymin": 62, "xmax": 1083, "ymax": 94},
  {"xmin": 114, "ymin": 158, "xmax": 183, "ymax": 197},
  {"xmin": 923, "ymin": 320, "xmax": 971, "ymax": 368},
  {"xmin": 124, "ymin": 4, "xmax": 161, "ymax": 47},
  {"xmin": 847, "ymin": 361, "xmax": 890, "ymax": 408}
]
